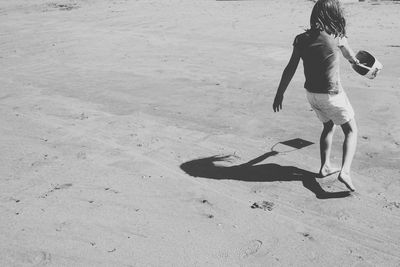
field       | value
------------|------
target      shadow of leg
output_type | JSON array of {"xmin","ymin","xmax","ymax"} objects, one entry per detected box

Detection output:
[{"xmin": 302, "ymin": 177, "xmax": 351, "ymax": 199}]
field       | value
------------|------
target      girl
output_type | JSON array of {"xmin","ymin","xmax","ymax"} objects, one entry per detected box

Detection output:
[{"xmin": 272, "ymin": 0, "xmax": 360, "ymax": 191}]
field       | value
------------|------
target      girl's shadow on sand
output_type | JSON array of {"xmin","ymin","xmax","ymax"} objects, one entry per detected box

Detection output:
[{"xmin": 180, "ymin": 151, "xmax": 350, "ymax": 199}]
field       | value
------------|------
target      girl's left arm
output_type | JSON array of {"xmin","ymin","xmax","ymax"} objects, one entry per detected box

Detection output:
[
  {"xmin": 338, "ymin": 37, "xmax": 359, "ymax": 64},
  {"xmin": 273, "ymin": 47, "xmax": 301, "ymax": 112}
]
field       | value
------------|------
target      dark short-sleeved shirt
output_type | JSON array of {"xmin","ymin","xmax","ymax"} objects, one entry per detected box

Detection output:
[{"xmin": 293, "ymin": 31, "xmax": 345, "ymax": 94}]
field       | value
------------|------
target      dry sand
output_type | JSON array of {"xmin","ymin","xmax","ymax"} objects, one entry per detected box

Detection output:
[{"xmin": 1, "ymin": 0, "xmax": 400, "ymax": 266}]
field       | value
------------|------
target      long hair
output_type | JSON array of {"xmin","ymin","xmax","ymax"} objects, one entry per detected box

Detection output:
[{"xmin": 310, "ymin": 0, "xmax": 346, "ymax": 37}]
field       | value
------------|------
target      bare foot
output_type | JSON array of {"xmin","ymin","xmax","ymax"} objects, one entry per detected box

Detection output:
[
  {"xmin": 317, "ymin": 165, "xmax": 340, "ymax": 178},
  {"xmin": 338, "ymin": 172, "xmax": 355, "ymax": 191}
]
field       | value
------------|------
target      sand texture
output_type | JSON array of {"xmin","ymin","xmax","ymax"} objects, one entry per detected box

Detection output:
[{"xmin": 1, "ymin": 0, "xmax": 400, "ymax": 266}]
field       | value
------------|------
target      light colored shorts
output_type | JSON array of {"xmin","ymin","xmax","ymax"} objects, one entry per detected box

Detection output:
[{"xmin": 306, "ymin": 91, "xmax": 354, "ymax": 125}]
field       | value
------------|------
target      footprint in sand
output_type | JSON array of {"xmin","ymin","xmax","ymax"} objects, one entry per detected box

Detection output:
[
  {"xmin": 40, "ymin": 183, "xmax": 72, "ymax": 198},
  {"xmin": 251, "ymin": 201, "xmax": 274, "ymax": 211},
  {"xmin": 200, "ymin": 199, "xmax": 212, "ymax": 206},
  {"xmin": 47, "ymin": 3, "xmax": 79, "ymax": 11},
  {"xmin": 76, "ymin": 151, "xmax": 87, "ymax": 160},
  {"xmin": 240, "ymin": 239, "xmax": 263, "ymax": 258},
  {"xmin": 54, "ymin": 183, "xmax": 72, "ymax": 190},
  {"xmin": 77, "ymin": 112, "xmax": 89, "ymax": 120},
  {"xmin": 104, "ymin": 187, "xmax": 119, "ymax": 194},
  {"xmin": 384, "ymin": 201, "xmax": 400, "ymax": 210},
  {"xmin": 5, "ymin": 250, "xmax": 51, "ymax": 266},
  {"xmin": 336, "ymin": 209, "xmax": 351, "ymax": 221},
  {"xmin": 23, "ymin": 251, "xmax": 51, "ymax": 265},
  {"xmin": 55, "ymin": 221, "xmax": 69, "ymax": 232},
  {"xmin": 300, "ymin": 232, "xmax": 314, "ymax": 241}
]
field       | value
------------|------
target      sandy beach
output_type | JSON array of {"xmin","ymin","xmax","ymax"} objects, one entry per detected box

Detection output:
[{"xmin": 1, "ymin": 0, "xmax": 400, "ymax": 266}]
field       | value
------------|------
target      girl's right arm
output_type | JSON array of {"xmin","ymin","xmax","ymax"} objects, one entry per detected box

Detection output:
[{"xmin": 273, "ymin": 46, "xmax": 300, "ymax": 112}]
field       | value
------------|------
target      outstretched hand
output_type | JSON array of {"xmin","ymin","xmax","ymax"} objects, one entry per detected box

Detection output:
[{"xmin": 273, "ymin": 93, "xmax": 283, "ymax": 112}]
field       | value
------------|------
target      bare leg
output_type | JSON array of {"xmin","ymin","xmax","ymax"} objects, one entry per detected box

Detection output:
[
  {"xmin": 318, "ymin": 120, "xmax": 339, "ymax": 177},
  {"xmin": 339, "ymin": 119, "xmax": 357, "ymax": 191}
]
